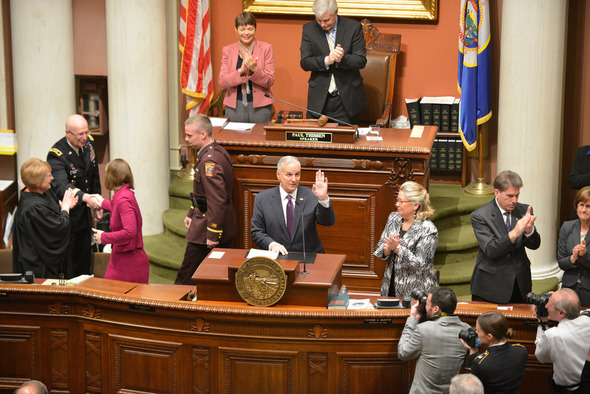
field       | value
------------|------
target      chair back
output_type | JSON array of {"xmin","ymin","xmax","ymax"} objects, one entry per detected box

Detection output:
[
  {"xmin": 0, "ymin": 249, "xmax": 12, "ymax": 274},
  {"xmin": 359, "ymin": 19, "xmax": 401, "ymax": 127},
  {"xmin": 92, "ymin": 252, "xmax": 110, "ymax": 278}
]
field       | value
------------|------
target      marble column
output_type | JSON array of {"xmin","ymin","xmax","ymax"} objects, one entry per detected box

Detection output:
[
  {"xmin": 497, "ymin": 0, "xmax": 567, "ymax": 280},
  {"xmin": 10, "ymin": 0, "xmax": 75, "ymax": 170},
  {"xmin": 105, "ymin": 0, "xmax": 168, "ymax": 235}
]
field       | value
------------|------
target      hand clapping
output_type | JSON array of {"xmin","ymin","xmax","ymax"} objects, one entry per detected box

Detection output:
[
  {"xmin": 383, "ymin": 235, "xmax": 402, "ymax": 257},
  {"xmin": 327, "ymin": 44, "xmax": 343, "ymax": 65},
  {"xmin": 510, "ymin": 206, "xmax": 537, "ymax": 242},
  {"xmin": 572, "ymin": 240, "xmax": 587, "ymax": 264},
  {"xmin": 59, "ymin": 188, "xmax": 78, "ymax": 213}
]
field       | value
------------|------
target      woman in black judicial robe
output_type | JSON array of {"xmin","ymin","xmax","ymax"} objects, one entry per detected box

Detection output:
[{"xmin": 13, "ymin": 158, "xmax": 77, "ymax": 278}]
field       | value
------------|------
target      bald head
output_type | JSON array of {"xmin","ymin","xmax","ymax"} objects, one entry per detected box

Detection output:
[
  {"xmin": 65, "ymin": 114, "xmax": 89, "ymax": 149},
  {"xmin": 15, "ymin": 380, "xmax": 48, "ymax": 394}
]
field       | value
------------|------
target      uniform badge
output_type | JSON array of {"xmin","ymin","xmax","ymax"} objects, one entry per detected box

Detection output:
[
  {"xmin": 89, "ymin": 144, "xmax": 96, "ymax": 162},
  {"xmin": 49, "ymin": 148, "xmax": 62, "ymax": 156},
  {"xmin": 205, "ymin": 163, "xmax": 215, "ymax": 177}
]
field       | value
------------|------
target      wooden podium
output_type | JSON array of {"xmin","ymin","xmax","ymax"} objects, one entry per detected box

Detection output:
[
  {"xmin": 213, "ymin": 123, "xmax": 436, "ymax": 294},
  {"xmin": 193, "ymin": 248, "xmax": 345, "ymax": 307},
  {"xmin": 264, "ymin": 121, "xmax": 357, "ymax": 144}
]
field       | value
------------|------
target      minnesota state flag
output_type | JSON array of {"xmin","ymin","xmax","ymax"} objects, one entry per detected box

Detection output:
[{"xmin": 458, "ymin": 0, "xmax": 492, "ymax": 151}]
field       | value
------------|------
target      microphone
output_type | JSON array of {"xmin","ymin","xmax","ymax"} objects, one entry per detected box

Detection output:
[
  {"xmin": 264, "ymin": 93, "xmax": 358, "ymax": 135},
  {"xmin": 294, "ymin": 198, "xmax": 309, "ymax": 275}
]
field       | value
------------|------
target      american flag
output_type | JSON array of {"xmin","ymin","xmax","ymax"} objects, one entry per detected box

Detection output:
[{"xmin": 179, "ymin": 0, "xmax": 213, "ymax": 115}]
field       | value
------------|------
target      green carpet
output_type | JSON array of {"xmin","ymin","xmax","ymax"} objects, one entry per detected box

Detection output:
[{"xmin": 143, "ymin": 174, "xmax": 559, "ymax": 298}]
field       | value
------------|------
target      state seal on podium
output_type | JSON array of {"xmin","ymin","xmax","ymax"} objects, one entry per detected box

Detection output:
[{"xmin": 235, "ymin": 257, "xmax": 287, "ymax": 306}]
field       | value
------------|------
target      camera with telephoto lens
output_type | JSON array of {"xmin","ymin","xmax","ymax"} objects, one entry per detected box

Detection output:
[
  {"xmin": 410, "ymin": 289, "xmax": 428, "ymax": 316},
  {"xmin": 526, "ymin": 292, "xmax": 551, "ymax": 318},
  {"xmin": 458, "ymin": 327, "xmax": 482, "ymax": 348}
]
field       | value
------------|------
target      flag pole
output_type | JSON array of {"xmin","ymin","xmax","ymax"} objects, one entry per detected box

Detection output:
[{"xmin": 464, "ymin": 124, "xmax": 493, "ymax": 195}]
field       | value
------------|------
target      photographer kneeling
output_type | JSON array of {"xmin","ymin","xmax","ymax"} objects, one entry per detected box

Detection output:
[
  {"xmin": 398, "ymin": 287, "xmax": 471, "ymax": 394},
  {"xmin": 534, "ymin": 288, "xmax": 590, "ymax": 393},
  {"xmin": 460, "ymin": 311, "xmax": 528, "ymax": 393}
]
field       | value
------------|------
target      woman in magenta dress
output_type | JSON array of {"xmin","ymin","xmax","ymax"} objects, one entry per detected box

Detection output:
[{"xmin": 93, "ymin": 159, "xmax": 149, "ymax": 283}]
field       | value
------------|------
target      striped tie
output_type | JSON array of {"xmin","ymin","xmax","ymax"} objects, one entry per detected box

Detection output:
[{"xmin": 327, "ymin": 29, "xmax": 336, "ymax": 94}]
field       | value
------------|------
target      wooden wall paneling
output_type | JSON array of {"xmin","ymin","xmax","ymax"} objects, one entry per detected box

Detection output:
[
  {"xmin": 219, "ymin": 347, "xmax": 299, "ymax": 394},
  {"xmin": 109, "ymin": 335, "xmax": 183, "ymax": 393},
  {"xmin": 0, "ymin": 281, "xmax": 553, "ymax": 393},
  {"xmin": 0, "ymin": 325, "xmax": 42, "ymax": 391},
  {"xmin": 338, "ymin": 352, "xmax": 405, "ymax": 394}
]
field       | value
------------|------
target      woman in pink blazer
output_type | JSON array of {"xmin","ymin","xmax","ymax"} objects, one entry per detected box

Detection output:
[
  {"xmin": 93, "ymin": 159, "xmax": 149, "ymax": 283},
  {"xmin": 218, "ymin": 12, "xmax": 275, "ymax": 123}
]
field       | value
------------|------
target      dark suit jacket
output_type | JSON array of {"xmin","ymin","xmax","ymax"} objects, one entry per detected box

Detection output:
[
  {"xmin": 250, "ymin": 186, "xmax": 335, "ymax": 253},
  {"xmin": 558, "ymin": 219, "xmax": 590, "ymax": 289},
  {"xmin": 470, "ymin": 200, "xmax": 541, "ymax": 303},
  {"xmin": 465, "ymin": 342, "xmax": 528, "ymax": 394},
  {"xmin": 568, "ymin": 145, "xmax": 590, "ymax": 190},
  {"xmin": 47, "ymin": 136, "xmax": 101, "ymax": 233},
  {"xmin": 300, "ymin": 16, "xmax": 368, "ymax": 118}
]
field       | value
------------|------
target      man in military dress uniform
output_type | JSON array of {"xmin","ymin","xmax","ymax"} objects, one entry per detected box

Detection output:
[
  {"xmin": 47, "ymin": 114, "xmax": 102, "ymax": 278},
  {"xmin": 175, "ymin": 114, "xmax": 236, "ymax": 285}
]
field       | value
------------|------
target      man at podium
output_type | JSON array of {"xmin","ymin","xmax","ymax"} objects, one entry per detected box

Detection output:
[{"xmin": 251, "ymin": 156, "xmax": 335, "ymax": 256}]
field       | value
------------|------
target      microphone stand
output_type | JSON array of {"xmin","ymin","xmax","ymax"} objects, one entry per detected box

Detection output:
[
  {"xmin": 264, "ymin": 93, "xmax": 359, "ymax": 140},
  {"xmin": 295, "ymin": 199, "xmax": 309, "ymax": 275}
]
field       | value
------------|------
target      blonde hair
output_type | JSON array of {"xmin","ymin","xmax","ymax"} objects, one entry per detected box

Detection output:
[
  {"xmin": 399, "ymin": 181, "xmax": 434, "ymax": 220},
  {"xmin": 20, "ymin": 158, "xmax": 51, "ymax": 189}
]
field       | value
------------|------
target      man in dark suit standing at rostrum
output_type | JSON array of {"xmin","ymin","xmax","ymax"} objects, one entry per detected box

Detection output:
[
  {"xmin": 251, "ymin": 156, "xmax": 336, "ymax": 256},
  {"xmin": 470, "ymin": 170, "xmax": 541, "ymax": 304},
  {"xmin": 47, "ymin": 114, "xmax": 102, "ymax": 278},
  {"xmin": 300, "ymin": 0, "xmax": 368, "ymax": 125}
]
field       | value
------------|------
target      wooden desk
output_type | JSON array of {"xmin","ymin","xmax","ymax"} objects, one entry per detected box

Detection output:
[
  {"xmin": 193, "ymin": 248, "xmax": 345, "ymax": 307},
  {"xmin": 214, "ymin": 124, "xmax": 436, "ymax": 293},
  {"xmin": 0, "ymin": 280, "xmax": 551, "ymax": 393}
]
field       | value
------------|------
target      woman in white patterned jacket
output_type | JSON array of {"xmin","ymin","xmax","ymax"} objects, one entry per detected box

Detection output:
[{"xmin": 374, "ymin": 181, "xmax": 439, "ymax": 297}]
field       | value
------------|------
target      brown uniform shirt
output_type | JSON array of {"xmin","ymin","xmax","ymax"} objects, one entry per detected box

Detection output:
[{"xmin": 185, "ymin": 141, "xmax": 236, "ymax": 245}]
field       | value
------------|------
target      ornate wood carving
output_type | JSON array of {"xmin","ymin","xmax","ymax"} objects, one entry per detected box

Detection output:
[
  {"xmin": 83, "ymin": 304, "xmax": 101, "ymax": 319},
  {"xmin": 85, "ymin": 331, "xmax": 102, "ymax": 393},
  {"xmin": 386, "ymin": 158, "xmax": 416, "ymax": 190},
  {"xmin": 308, "ymin": 353, "xmax": 328, "ymax": 394},
  {"xmin": 50, "ymin": 329, "xmax": 69, "ymax": 391},
  {"xmin": 190, "ymin": 317, "xmax": 210, "ymax": 333},
  {"xmin": 307, "ymin": 324, "xmax": 328, "ymax": 339},
  {"xmin": 192, "ymin": 347, "xmax": 210, "ymax": 394},
  {"xmin": 48, "ymin": 300, "xmax": 69, "ymax": 315}
]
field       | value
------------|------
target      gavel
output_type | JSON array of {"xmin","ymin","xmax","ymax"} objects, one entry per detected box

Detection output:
[{"xmin": 285, "ymin": 115, "xmax": 329, "ymax": 127}]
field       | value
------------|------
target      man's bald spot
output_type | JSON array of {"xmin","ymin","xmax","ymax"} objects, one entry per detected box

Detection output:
[{"xmin": 65, "ymin": 114, "xmax": 88, "ymax": 132}]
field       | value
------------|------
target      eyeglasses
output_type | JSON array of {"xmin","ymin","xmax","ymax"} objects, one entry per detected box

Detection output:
[
  {"xmin": 67, "ymin": 129, "xmax": 90, "ymax": 138},
  {"xmin": 578, "ymin": 202, "xmax": 590, "ymax": 210},
  {"xmin": 396, "ymin": 199, "xmax": 412, "ymax": 205}
]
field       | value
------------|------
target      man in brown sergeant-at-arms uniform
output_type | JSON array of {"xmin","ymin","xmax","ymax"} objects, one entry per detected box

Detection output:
[{"xmin": 175, "ymin": 114, "xmax": 236, "ymax": 285}]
